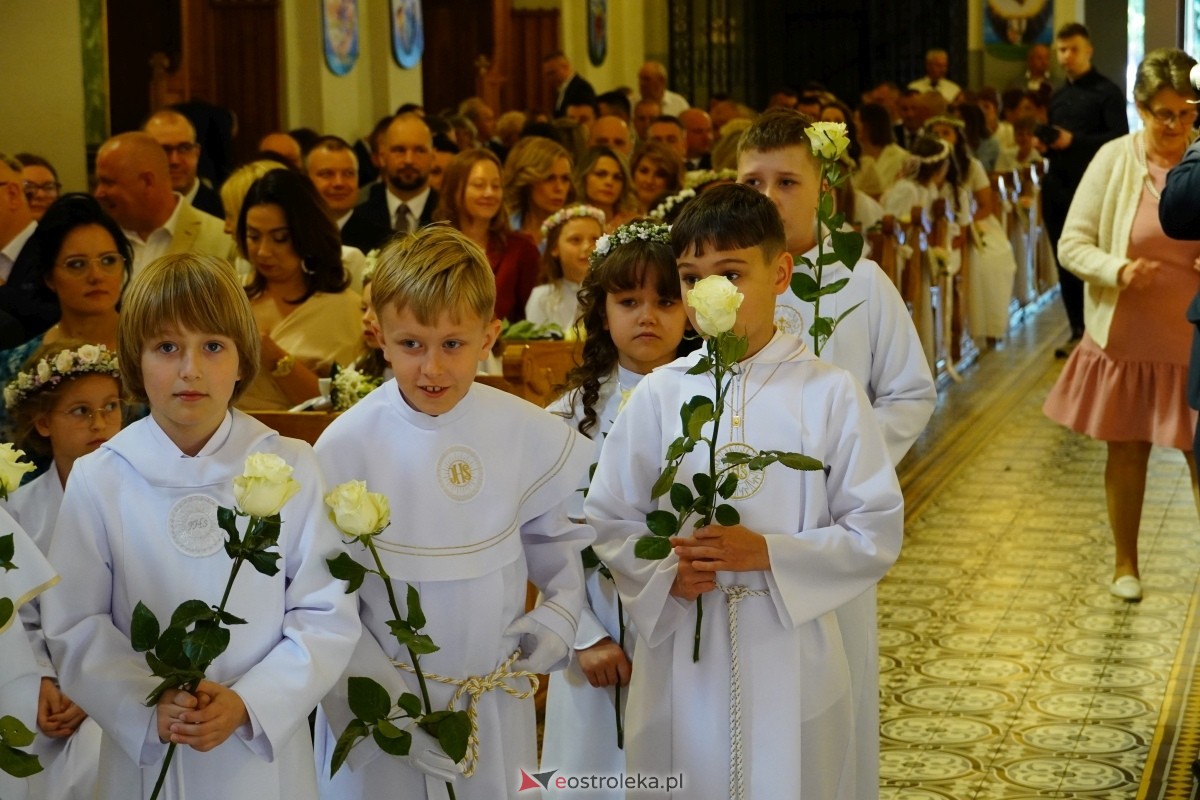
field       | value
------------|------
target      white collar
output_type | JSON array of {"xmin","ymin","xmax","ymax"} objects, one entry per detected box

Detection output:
[{"xmin": 386, "ymin": 185, "xmax": 432, "ymax": 225}]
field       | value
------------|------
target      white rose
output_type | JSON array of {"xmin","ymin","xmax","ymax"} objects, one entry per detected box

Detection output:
[
  {"xmin": 232, "ymin": 452, "xmax": 301, "ymax": 517},
  {"xmin": 595, "ymin": 235, "xmax": 611, "ymax": 256},
  {"xmin": 54, "ymin": 351, "xmax": 75, "ymax": 373},
  {"xmin": 325, "ymin": 480, "xmax": 391, "ymax": 537},
  {"xmin": 0, "ymin": 443, "xmax": 35, "ymax": 498},
  {"xmin": 77, "ymin": 344, "xmax": 101, "ymax": 364},
  {"xmin": 806, "ymin": 121, "xmax": 851, "ymax": 161},
  {"xmin": 686, "ymin": 275, "xmax": 743, "ymax": 337},
  {"xmin": 36, "ymin": 361, "xmax": 52, "ymax": 383}
]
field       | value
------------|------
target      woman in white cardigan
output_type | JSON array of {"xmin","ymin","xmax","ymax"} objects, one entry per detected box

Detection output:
[{"xmin": 1044, "ymin": 48, "xmax": 1200, "ymax": 602}]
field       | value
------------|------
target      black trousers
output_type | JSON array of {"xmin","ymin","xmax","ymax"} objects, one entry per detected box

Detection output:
[{"xmin": 1042, "ymin": 171, "xmax": 1086, "ymax": 338}]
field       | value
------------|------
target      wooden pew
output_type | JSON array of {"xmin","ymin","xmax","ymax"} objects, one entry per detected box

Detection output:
[
  {"xmin": 900, "ymin": 206, "xmax": 934, "ymax": 373},
  {"xmin": 475, "ymin": 339, "xmax": 584, "ymax": 408},
  {"xmin": 929, "ymin": 198, "xmax": 977, "ymax": 381},
  {"xmin": 866, "ymin": 214, "xmax": 902, "ymax": 287},
  {"xmin": 1027, "ymin": 159, "xmax": 1058, "ymax": 295}
]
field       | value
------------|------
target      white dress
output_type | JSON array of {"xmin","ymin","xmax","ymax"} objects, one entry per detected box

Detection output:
[
  {"xmin": 777, "ymin": 241, "xmax": 934, "ymax": 800},
  {"xmin": 585, "ymin": 332, "xmax": 904, "ymax": 800},
  {"xmin": 955, "ymin": 158, "xmax": 1018, "ymax": 340},
  {"xmin": 313, "ymin": 381, "xmax": 594, "ymax": 800},
  {"xmin": 524, "ymin": 279, "xmax": 583, "ymax": 335},
  {"xmin": 882, "ymin": 178, "xmax": 946, "ymax": 370},
  {"xmin": 41, "ymin": 411, "xmax": 361, "ymax": 800},
  {"xmin": 542, "ymin": 367, "xmax": 643, "ymax": 799},
  {"xmin": 8, "ymin": 470, "xmax": 102, "ymax": 800},
  {"xmin": 0, "ymin": 518, "xmax": 58, "ymax": 800}
]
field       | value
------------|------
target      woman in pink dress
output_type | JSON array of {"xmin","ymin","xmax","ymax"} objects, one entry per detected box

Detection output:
[{"xmin": 1044, "ymin": 48, "xmax": 1200, "ymax": 602}]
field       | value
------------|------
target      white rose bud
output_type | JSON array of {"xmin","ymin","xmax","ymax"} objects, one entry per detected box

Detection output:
[
  {"xmin": 232, "ymin": 452, "xmax": 301, "ymax": 518},
  {"xmin": 36, "ymin": 361, "xmax": 52, "ymax": 383},
  {"xmin": 55, "ymin": 351, "xmax": 75, "ymax": 373},
  {"xmin": 0, "ymin": 443, "xmax": 35, "ymax": 498},
  {"xmin": 805, "ymin": 121, "xmax": 851, "ymax": 161},
  {"xmin": 325, "ymin": 480, "xmax": 391, "ymax": 537},
  {"xmin": 686, "ymin": 275, "xmax": 744, "ymax": 337}
]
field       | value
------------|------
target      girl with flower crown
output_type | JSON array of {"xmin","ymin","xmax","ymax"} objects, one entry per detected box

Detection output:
[
  {"xmin": 3, "ymin": 339, "xmax": 121, "ymax": 800},
  {"xmin": 524, "ymin": 205, "xmax": 606, "ymax": 334},
  {"xmin": 540, "ymin": 220, "xmax": 689, "ymax": 798}
]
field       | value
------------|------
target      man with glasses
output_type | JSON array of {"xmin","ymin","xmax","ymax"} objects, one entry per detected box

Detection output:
[
  {"xmin": 0, "ymin": 154, "xmax": 58, "ymax": 344},
  {"xmin": 143, "ymin": 110, "xmax": 225, "ymax": 218},
  {"xmin": 15, "ymin": 154, "xmax": 60, "ymax": 221},
  {"xmin": 1043, "ymin": 22, "xmax": 1127, "ymax": 356}
]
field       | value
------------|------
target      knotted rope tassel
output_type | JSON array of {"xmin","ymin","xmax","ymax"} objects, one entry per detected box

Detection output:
[{"xmin": 392, "ymin": 649, "xmax": 540, "ymax": 777}]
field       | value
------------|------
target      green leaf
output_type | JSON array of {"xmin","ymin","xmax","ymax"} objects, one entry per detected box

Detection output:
[
  {"xmin": 814, "ymin": 277, "xmax": 850, "ymax": 298},
  {"xmin": 130, "ymin": 602, "xmax": 161, "ymax": 653},
  {"xmin": 0, "ymin": 533, "xmax": 13, "ymax": 567},
  {"xmin": 717, "ymin": 472, "xmax": 739, "ymax": 499},
  {"xmin": 645, "ymin": 510, "xmax": 678, "ymax": 537},
  {"xmin": 669, "ymin": 482, "xmax": 694, "ymax": 510},
  {"xmin": 680, "ymin": 395, "xmax": 709, "ymax": 432},
  {"xmin": 717, "ymin": 332, "xmax": 748, "ymax": 365},
  {"xmin": 246, "ymin": 549, "xmax": 281, "ymax": 577},
  {"xmin": 775, "ymin": 452, "xmax": 824, "ymax": 471},
  {"xmin": 650, "ymin": 464, "xmax": 678, "ymax": 500},
  {"xmin": 169, "ymin": 599, "xmax": 215, "ymax": 629},
  {"xmin": 665, "ymin": 436, "xmax": 689, "ymax": 461},
  {"xmin": 217, "ymin": 506, "xmax": 241, "ymax": 548},
  {"xmin": 634, "ymin": 536, "xmax": 673, "ymax": 560},
  {"xmin": 330, "ymin": 719, "xmax": 369, "ymax": 776},
  {"xmin": 216, "ymin": 610, "xmax": 247, "ymax": 626},
  {"xmin": 685, "ymin": 401, "xmax": 714, "ymax": 441},
  {"xmin": 0, "ymin": 741, "xmax": 43, "ymax": 778},
  {"xmin": 686, "ymin": 356, "xmax": 713, "ymax": 375},
  {"xmin": 327, "ymin": 552, "xmax": 368, "ymax": 593},
  {"xmin": 692, "ymin": 472, "xmax": 713, "ymax": 497},
  {"xmin": 433, "ymin": 710, "xmax": 471, "ymax": 763},
  {"xmin": 581, "ymin": 546, "xmax": 601, "ymax": 571},
  {"xmin": 143, "ymin": 669, "xmax": 205, "ymax": 706},
  {"xmin": 347, "ymin": 676, "xmax": 391, "ymax": 723},
  {"xmin": 0, "ymin": 714, "xmax": 36, "ymax": 747},
  {"xmin": 0, "ymin": 598, "xmax": 11, "ymax": 629},
  {"xmin": 252, "ymin": 515, "xmax": 283, "ymax": 550},
  {"xmin": 182, "ymin": 620, "xmax": 230, "ymax": 672},
  {"xmin": 396, "ymin": 692, "xmax": 423, "ymax": 719},
  {"xmin": 720, "ymin": 451, "xmax": 754, "ymax": 466},
  {"xmin": 405, "ymin": 584, "xmax": 426, "ymax": 631},
  {"xmin": 809, "ymin": 316, "xmax": 833, "ymax": 343},
  {"xmin": 154, "ymin": 625, "xmax": 190, "ymax": 670},
  {"xmin": 373, "ymin": 725, "xmax": 412, "ymax": 756},
  {"xmin": 815, "ymin": 251, "xmax": 842, "ymax": 266},
  {"xmin": 790, "ymin": 271, "xmax": 820, "ymax": 302},
  {"xmin": 830, "ymin": 228, "xmax": 864, "ymax": 267},
  {"xmin": 376, "ymin": 718, "xmax": 405, "ymax": 739},
  {"xmin": 714, "ymin": 504, "xmax": 741, "ymax": 526},
  {"xmin": 388, "ymin": 624, "xmax": 441, "ymax": 655},
  {"xmin": 819, "ymin": 192, "xmax": 834, "ymax": 219},
  {"xmin": 831, "ymin": 301, "xmax": 865, "ymax": 332}
]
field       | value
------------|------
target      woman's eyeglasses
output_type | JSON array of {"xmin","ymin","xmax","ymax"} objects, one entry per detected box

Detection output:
[{"xmin": 58, "ymin": 253, "xmax": 127, "ymax": 275}]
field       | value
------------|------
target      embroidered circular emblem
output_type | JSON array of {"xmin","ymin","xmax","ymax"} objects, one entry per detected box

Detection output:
[
  {"xmin": 716, "ymin": 442, "xmax": 765, "ymax": 500},
  {"xmin": 437, "ymin": 446, "xmax": 484, "ymax": 502},
  {"xmin": 167, "ymin": 494, "xmax": 224, "ymax": 558},
  {"xmin": 774, "ymin": 305, "xmax": 805, "ymax": 338}
]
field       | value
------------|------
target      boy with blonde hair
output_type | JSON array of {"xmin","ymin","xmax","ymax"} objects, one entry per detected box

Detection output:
[
  {"xmin": 314, "ymin": 225, "xmax": 594, "ymax": 799},
  {"xmin": 586, "ymin": 184, "xmax": 903, "ymax": 799}
]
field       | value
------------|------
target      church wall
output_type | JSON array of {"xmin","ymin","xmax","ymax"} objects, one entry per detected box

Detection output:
[{"xmin": 0, "ymin": 0, "xmax": 89, "ymax": 192}]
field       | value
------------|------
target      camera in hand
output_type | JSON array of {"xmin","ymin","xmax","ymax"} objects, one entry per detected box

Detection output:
[{"xmin": 1034, "ymin": 124, "xmax": 1060, "ymax": 146}]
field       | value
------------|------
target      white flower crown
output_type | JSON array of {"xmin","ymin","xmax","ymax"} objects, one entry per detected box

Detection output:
[
  {"xmin": 539, "ymin": 204, "xmax": 607, "ymax": 240},
  {"xmin": 589, "ymin": 220, "xmax": 672, "ymax": 268},
  {"xmin": 683, "ymin": 168, "xmax": 738, "ymax": 190},
  {"xmin": 4, "ymin": 344, "xmax": 121, "ymax": 411},
  {"xmin": 648, "ymin": 188, "xmax": 696, "ymax": 221}
]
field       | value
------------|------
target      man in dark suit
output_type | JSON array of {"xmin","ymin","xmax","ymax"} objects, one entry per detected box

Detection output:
[
  {"xmin": 544, "ymin": 51, "xmax": 596, "ymax": 119},
  {"xmin": 0, "ymin": 154, "xmax": 58, "ymax": 344},
  {"xmin": 144, "ymin": 110, "xmax": 225, "ymax": 219},
  {"xmin": 343, "ymin": 112, "xmax": 439, "ymax": 253}
]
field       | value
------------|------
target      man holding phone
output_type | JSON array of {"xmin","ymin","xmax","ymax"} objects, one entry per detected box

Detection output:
[{"xmin": 1042, "ymin": 22, "xmax": 1127, "ymax": 356}]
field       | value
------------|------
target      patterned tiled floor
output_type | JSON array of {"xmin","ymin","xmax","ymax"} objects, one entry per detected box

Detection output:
[{"xmin": 883, "ymin": 304, "xmax": 1200, "ymax": 799}]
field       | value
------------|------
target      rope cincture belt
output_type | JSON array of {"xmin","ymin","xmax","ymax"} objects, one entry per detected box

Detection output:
[
  {"xmin": 717, "ymin": 583, "xmax": 770, "ymax": 800},
  {"xmin": 391, "ymin": 649, "xmax": 540, "ymax": 777}
]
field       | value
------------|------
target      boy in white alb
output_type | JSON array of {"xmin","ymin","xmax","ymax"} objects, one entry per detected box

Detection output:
[
  {"xmin": 41, "ymin": 255, "xmax": 361, "ymax": 800},
  {"xmin": 586, "ymin": 184, "xmax": 904, "ymax": 799},
  {"xmin": 314, "ymin": 226, "xmax": 594, "ymax": 799},
  {"xmin": 739, "ymin": 108, "xmax": 935, "ymax": 798}
]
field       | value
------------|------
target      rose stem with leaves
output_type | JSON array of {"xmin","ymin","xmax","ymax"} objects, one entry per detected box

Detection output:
[
  {"xmin": 150, "ymin": 529, "xmax": 259, "ymax": 800},
  {"xmin": 359, "ymin": 534, "xmax": 454, "ymax": 800}
]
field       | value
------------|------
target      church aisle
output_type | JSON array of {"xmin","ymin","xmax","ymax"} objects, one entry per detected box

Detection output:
[{"xmin": 882, "ymin": 303, "xmax": 1200, "ymax": 799}]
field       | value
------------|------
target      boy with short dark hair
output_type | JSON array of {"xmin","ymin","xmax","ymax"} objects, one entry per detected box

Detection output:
[
  {"xmin": 586, "ymin": 184, "xmax": 903, "ymax": 799},
  {"xmin": 314, "ymin": 225, "xmax": 594, "ymax": 799}
]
